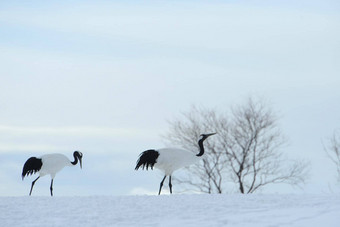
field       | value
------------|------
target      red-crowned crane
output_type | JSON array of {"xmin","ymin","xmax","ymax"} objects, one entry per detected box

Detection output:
[
  {"xmin": 135, "ymin": 133, "xmax": 216, "ymax": 195},
  {"xmin": 22, "ymin": 151, "xmax": 83, "ymax": 196}
]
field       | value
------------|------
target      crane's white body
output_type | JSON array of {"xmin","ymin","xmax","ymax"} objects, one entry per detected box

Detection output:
[
  {"xmin": 22, "ymin": 151, "xmax": 82, "ymax": 196},
  {"xmin": 154, "ymin": 148, "xmax": 200, "ymax": 175},
  {"xmin": 39, "ymin": 153, "xmax": 73, "ymax": 179},
  {"xmin": 135, "ymin": 133, "xmax": 216, "ymax": 195}
]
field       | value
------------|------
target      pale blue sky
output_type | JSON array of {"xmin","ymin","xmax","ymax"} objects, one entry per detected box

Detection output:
[{"xmin": 0, "ymin": 0, "xmax": 339, "ymax": 196}]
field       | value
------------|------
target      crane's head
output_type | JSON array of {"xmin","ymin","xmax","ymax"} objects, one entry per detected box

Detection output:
[
  {"xmin": 199, "ymin": 132, "xmax": 217, "ymax": 141},
  {"xmin": 196, "ymin": 133, "xmax": 217, "ymax": 157},
  {"xmin": 74, "ymin": 151, "xmax": 83, "ymax": 169}
]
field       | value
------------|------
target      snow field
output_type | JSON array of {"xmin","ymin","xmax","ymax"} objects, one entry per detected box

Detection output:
[{"xmin": 0, "ymin": 194, "xmax": 339, "ymax": 227}]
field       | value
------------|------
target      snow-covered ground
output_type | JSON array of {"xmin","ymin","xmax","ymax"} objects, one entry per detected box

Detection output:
[{"xmin": 0, "ymin": 194, "xmax": 339, "ymax": 227}]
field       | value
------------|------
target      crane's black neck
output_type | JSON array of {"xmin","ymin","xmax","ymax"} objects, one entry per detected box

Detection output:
[
  {"xmin": 196, "ymin": 138, "xmax": 206, "ymax": 157},
  {"xmin": 71, "ymin": 152, "xmax": 79, "ymax": 165},
  {"xmin": 71, "ymin": 156, "xmax": 78, "ymax": 165}
]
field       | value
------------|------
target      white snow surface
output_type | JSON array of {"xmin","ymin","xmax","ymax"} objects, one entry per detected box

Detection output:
[{"xmin": 1, "ymin": 194, "xmax": 339, "ymax": 227}]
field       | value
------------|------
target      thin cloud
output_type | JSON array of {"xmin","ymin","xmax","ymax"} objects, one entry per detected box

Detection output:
[{"xmin": 0, "ymin": 125, "xmax": 155, "ymax": 138}]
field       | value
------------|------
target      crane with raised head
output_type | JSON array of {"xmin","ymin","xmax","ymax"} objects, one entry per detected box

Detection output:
[{"xmin": 135, "ymin": 133, "xmax": 216, "ymax": 195}]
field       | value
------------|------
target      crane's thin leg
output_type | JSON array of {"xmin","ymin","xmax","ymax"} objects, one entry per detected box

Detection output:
[
  {"xmin": 50, "ymin": 179, "xmax": 54, "ymax": 197},
  {"xmin": 169, "ymin": 175, "xmax": 172, "ymax": 194},
  {"xmin": 29, "ymin": 176, "xmax": 40, "ymax": 196},
  {"xmin": 158, "ymin": 176, "xmax": 167, "ymax": 195}
]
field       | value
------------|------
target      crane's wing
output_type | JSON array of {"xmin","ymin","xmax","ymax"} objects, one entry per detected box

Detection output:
[
  {"xmin": 135, "ymin": 149, "xmax": 159, "ymax": 170},
  {"xmin": 22, "ymin": 157, "xmax": 42, "ymax": 180}
]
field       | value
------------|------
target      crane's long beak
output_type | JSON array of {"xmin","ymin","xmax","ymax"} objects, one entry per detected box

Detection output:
[
  {"xmin": 79, "ymin": 157, "xmax": 82, "ymax": 169},
  {"xmin": 206, "ymin": 132, "xmax": 217, "ymax": 137}
]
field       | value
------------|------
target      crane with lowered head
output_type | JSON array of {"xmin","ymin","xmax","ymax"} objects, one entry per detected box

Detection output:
[{"xmin": 22, "ymin": 151, "xmax": 83, "ymax": 196}]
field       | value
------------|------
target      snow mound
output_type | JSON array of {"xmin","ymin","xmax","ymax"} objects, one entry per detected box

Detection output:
[{"xmin": 0, "ymin": 194, "xmax": 339, "ymax": 226}]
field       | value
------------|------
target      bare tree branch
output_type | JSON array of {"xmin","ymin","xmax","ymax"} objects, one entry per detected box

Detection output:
[{"xmin": 324, "ymin": 130, "xmax": 340, "ymax": 181}]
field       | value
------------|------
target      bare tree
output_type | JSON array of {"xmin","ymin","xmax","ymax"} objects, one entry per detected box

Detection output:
[
  {"xmin": 222, "ymin": 98, "xmax": 308, "ymax": 193},
  {"xmin": 325, "ymin": 130, "xmax": 340, "ymax": 181},
  {"xmin": 163, "ymin": 98, "xmax": 308, "ymax": 194}
]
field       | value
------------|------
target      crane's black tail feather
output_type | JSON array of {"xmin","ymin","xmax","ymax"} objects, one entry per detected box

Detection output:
[
  {"xmin": 22, "ymin": 157, "xmax": 42, "ymax": 180},
  {"xmin": 135, "ymin": 149, "xmax": 159, "ymax": 170}
]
